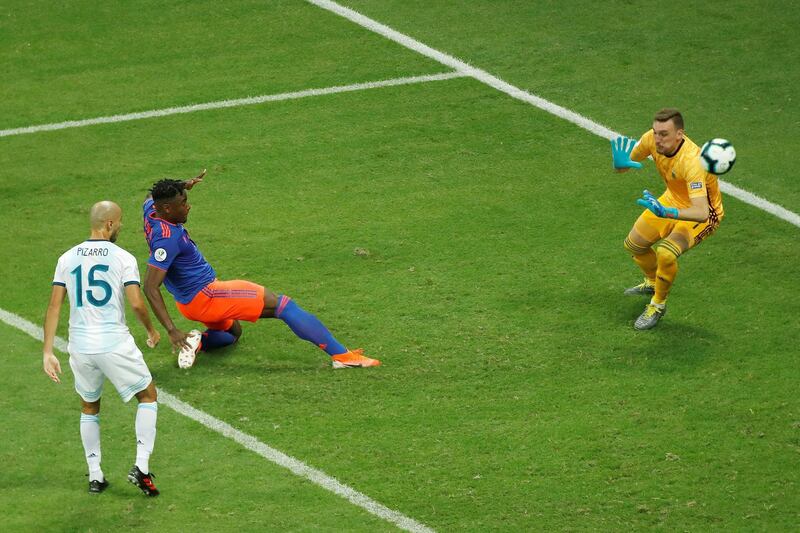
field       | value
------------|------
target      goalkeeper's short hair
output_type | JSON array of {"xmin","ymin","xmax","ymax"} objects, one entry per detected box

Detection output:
[{"xmin": 654, "ymin": 108, "xmax": 684, "ymax": 130}]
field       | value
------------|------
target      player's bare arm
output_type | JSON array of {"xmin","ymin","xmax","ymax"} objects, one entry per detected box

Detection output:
[
  {"xmin": 636, "ymin": 190, "xmax": 710, "ymax": 223},
  {"xmin": 125, "ymin": 284, "xmax": 161, "ymax": 348},
  {"xmin": 42, "ymin": 285, "xmax": 66, "ymax": 383},
  {"xmin": 183, "ymin": 168, "xmax": 206, "ymax": 190},
  {"xmin": 674, "ymin": 195, "xmax": 710, "ymax": 223},
  {"xmin": 143, "ymin": 265, "xmax": 189, "ymax": 349}
]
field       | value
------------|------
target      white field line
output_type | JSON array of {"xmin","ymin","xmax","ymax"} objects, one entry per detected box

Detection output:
[
  {"xmin": 719, "ymin": 181, "xmax": 800, "ymax": 227},
  {"xmin": 0, "ymin": 72, "xmax": 465, "ymax": 138},
  {"xmin": 307, "ymin": 0, "xmax": 800, "ymax": 230},
  {"xmin": 0, "ymin": 307, "xmax": 434, "ymax": 533}
]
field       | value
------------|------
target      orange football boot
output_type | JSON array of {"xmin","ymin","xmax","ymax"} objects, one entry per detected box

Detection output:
[{"xmin": 331, "ymin": 349, "xmax": 381, "ymax": 369}]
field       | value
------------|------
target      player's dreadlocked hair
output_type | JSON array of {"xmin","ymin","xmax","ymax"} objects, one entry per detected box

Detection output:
[{"xmin": 150, "ymin": 178, "xmax": 185, "ymax": 203}]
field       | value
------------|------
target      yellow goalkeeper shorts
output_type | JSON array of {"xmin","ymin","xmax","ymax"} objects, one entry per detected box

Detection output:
[{"xmin": 633, "ymin": 206, "xmax": 721, "ymax": 250}]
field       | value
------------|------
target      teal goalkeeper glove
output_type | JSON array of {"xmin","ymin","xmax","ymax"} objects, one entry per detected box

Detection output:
[
  {"xmin": 636, "ymin": 190, "xmax": 679, "ymax": 219},
  {"xmin": 610, "ymin": 136, "xmax": 643, "ymax": 169}
]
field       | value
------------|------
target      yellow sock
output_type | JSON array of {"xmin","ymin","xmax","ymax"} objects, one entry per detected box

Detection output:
[
  {"xmin": 624, "ymin": 237, "xmax": 657, "ymax": 283},
  {"xmin": 653, "ymin": 241, "xmax": 681, "ymax": 305}
]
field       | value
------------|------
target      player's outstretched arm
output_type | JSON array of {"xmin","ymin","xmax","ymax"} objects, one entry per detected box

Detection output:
[
  {"xmin": 42, "ymin": 285, "xmax": 66, "ymax": 383},
  {"xmin": 183, "ymin": 168, "xmax": 206, "ymax": 190},
  {"xmin": 611, "ymin": 136, "xmax": 643, "ymax": 171},
  {"xmin": 143, "ymin": 265, "xmax": 189, "ymax": 350},
  {"xmin": 125, "ymin": 284, "xmax": 161, "ymax": 348}
]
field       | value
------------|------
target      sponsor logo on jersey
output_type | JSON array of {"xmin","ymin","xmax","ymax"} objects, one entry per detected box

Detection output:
[
  {"xmin": 154, "ymin": 248, "xmax": 167, "ymax": 262},
  {"xmin": 690, "ymin": 182, "xmax": 703, "ymax": 190}
]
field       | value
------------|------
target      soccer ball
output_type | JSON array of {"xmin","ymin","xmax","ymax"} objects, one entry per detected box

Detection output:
[{"xmin": 700, "ymin": 138, "xmax": 736, "ymax": 175}]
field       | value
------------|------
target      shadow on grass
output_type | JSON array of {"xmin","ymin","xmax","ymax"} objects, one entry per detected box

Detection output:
[
  {"xmin": 601, "ymin": 296, "xmax": 723, "ymax": 373},
  {"xmin": 151, "ymin": 346, "xmax": 326, "ymax": 378}
]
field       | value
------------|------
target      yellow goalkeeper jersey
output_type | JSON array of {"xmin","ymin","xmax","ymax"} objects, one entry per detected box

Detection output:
[{"xmin": 631, "ymin": 129, "xmax": 724, "ymax": 219}]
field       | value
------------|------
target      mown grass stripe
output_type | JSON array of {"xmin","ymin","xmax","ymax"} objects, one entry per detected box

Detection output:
[
  {"xmin": 0, "ymin": 306, "xmax": 434, "ymax": 533},
  {"xmin": 0, "ymin": 72, "xmax": 465, "ymax": 138},
  {"xmin": 307, "ymin": 0, "xmax": 800, "ymax": 230}
]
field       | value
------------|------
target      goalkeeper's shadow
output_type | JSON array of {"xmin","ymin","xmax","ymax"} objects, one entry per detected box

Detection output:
[{"xmin": 610, "ymin": 300, "xmax": 722, "ymax": 370}]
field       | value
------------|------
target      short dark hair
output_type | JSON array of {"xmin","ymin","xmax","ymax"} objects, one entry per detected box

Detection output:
[
  {"xmin": 150, "ymin": 179, "xmax": 185, "ymax": 203},
  {"xmin": 654, "ymin": 108, "xmax": 684, "ymax": 130}
]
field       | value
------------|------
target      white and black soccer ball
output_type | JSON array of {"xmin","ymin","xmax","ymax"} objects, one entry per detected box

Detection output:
[{"xmin": 700, "ymin": 138, "xmax": 736, "ymax": 175}]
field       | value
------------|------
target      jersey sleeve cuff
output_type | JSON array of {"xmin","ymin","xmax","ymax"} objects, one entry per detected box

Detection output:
[
  {"xmin": 123, "ymin": 280, "xmax": 141, "ymax": 286},
  {"xmin": 52, "ymin": 281, "xmax": 66, "ymax": 287},
  {"xmin": 147, "ymin": 263, "xmax": 168, "ymax": 272}
]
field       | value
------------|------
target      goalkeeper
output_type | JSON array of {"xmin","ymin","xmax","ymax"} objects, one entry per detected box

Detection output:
[{"xmin": 610, "ymin": 108, "xmax": 724, "ymax": 330}]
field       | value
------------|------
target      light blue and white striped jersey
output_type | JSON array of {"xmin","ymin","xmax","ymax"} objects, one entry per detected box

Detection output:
[{"xmin": 52, "ymin": 240, "xmax": 140, "ymax": 354}]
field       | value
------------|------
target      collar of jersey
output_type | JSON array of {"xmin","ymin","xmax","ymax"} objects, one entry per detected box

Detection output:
[
  {"xmin": 664, "ymin": 139, "xmax": 685, "ymax": 159},
  {"xmin": 148, "ymin": 211, "xmax": 180, "ymax": 227}
]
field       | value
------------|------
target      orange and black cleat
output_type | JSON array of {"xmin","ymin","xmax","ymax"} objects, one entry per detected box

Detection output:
[{"xmin": 331, "ymin": 349, "xmax": 381, "ymax": 369}]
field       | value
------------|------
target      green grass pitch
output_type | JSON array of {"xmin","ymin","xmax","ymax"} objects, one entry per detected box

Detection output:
[{"xmin": 1, "ymin": 1, "xmax": 798, "ymax": 530}]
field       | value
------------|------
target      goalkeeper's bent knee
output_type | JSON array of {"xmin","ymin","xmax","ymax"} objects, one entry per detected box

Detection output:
[
  {"xmin": 624, "ymin": 236, "xmax": 651, "ymax": 256},
  {"xmin": 654, "ymin": 240, "xmax": 681, "ymax": 264}
]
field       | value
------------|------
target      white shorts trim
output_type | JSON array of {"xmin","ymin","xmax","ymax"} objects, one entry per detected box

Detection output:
[{"xmin": 68, "ymin": 335, "xmax": 152, "ymax": 403}]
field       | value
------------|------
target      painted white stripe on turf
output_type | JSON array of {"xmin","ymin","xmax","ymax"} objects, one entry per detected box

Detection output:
[
  {"xmin": 0, "ymin": 308, "xmax": 68, "ymax": 352},
  {"xmin": 307, "ymin": 0, "xmax": 617, "ymax": 139},
  {"xmin": 719, "ymin": 181, "xmax": 800, "ymax": 227},
  {"xmin": 158, "ymin": 389, "xmax": 434, "ymax": 533},
  {"xmin": 0, "ymin": 307, "xmax": 434, "ymax": 533},
  {"xmin": 0, "ymin": 72, "xmax": 465, "ymax": 138},
  {"xmin": 307, "ymin": 0, "xmax": 800, "ymax": 230}
]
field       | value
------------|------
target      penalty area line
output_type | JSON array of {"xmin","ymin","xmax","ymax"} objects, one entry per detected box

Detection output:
[
  {"xmin": 307, "ymin": 0, "xmax": 800, "ymax": 230},
  {"xmin": 0, "ymin": 307, "xmax": 434, "ymax": 533},
  {"xmin": 0, "ymin": 72, "xmax": 465, "ymax": 138}
]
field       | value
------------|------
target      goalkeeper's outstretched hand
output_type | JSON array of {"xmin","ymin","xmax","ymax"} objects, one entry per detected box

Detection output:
[
  {"xmin": 636, "ymin": 190, "xmax": 678, "ymax": 219},
  {"xmin": 610, "ymin": 136, "xmax": 643, "ymax": 169}
]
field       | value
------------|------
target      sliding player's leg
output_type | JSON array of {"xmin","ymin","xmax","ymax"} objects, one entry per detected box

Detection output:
[
  {"xmin": 200, "ymin": 320, "xmax": 241, "ymax": 351},
  {"xmin": 177, "ymin": 279, "xmax": 379, "ymax": 368},
  {"xmin": 175, "ymin": 281, "xmax": 259, "ymax": 367},
  {"xmin": 263, "ymin": 292, "xmax": 380, "ymax": 368}
]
